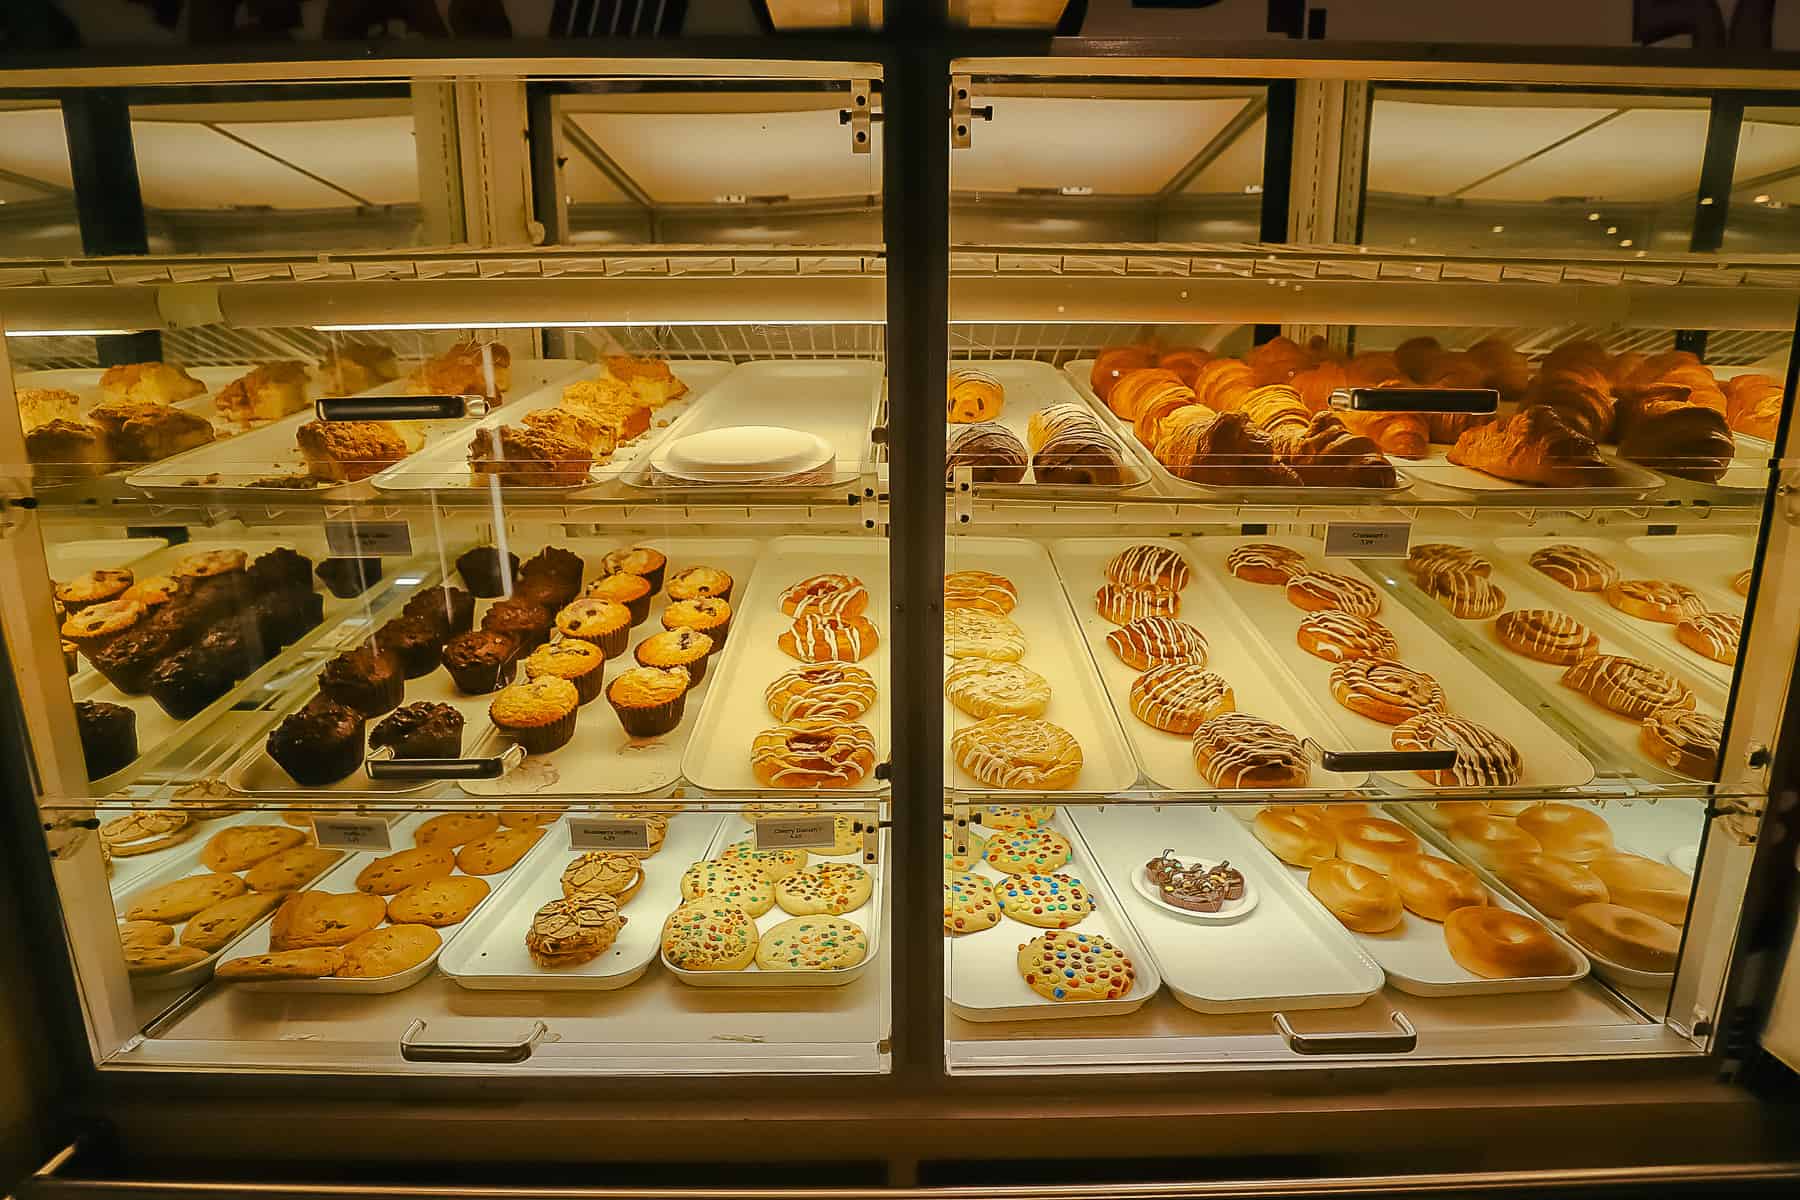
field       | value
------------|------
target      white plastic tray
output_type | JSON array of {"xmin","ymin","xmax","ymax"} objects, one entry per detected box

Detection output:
[
  {"xmin": 372, "ymin": 360, "xmax": 726, "ymax": 494},
  {"xmin": 1621, "ymin": 534, "xmax": 1751, "ymax": 617},
  {"xmin": 1070, "ymin": 806, "xmax": 1383, "ymax": 1014},
  {"xmin": 1048, "ymin": 538, "xmax": 1366, "ymax": 795},
  {"xmin": 47, "ymin": 537, "xmax": 171, "ymax": 582},
  {"xmin": 682, "ymin": 536, "xmax": 888, "ymax": 796},
  {"xmin": 1389, "ymin": 801, "xmax": 1673, "ymax": 990},
  {"xmin": 1189, "ymin": 534, "xmax": 1596, "ymax": 792},
  {"xmin": 1242, "ymin": 805, "xmax": 1592, "ymax": 997},
  {"xmin": 115, "ymin": 815, "xmax": 344, "ymax": 991},
  {"xmin": 662, "ymin": 818, "xmax": 885, "ymax": 988},
  {"xmin": 104, "ymin": 807, "xmax": 270, "ymax": 901},
  {"xmin": 440, "ymin": 811, "xmax": 724, "ymax": 990},
  {"xmin": 628, "ymin": 360, "xmax": 884, "ymax": 492},
  {"xmin": 222, "ymin": 811, "xmax": 524, "ymax": 994},
  {"xmin": 944, "ymin": 537, "xmax": 1138, "ymax": 797},
  {"xmin": 1402, "ymin": 446, "xmax": 1666, "ymax": 503},
  {"xmin": 951, "ymin": 359, "xmax": 1151, "ymax": 494},
  {"xmin": 946, "ymin": 812, "xmax": 1161, "ymax": 1021}
]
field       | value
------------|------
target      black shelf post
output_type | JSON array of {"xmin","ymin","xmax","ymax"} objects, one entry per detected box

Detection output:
[{"xmin": 61, "ymin": 90, "xmax": 159, "ymax": 364}]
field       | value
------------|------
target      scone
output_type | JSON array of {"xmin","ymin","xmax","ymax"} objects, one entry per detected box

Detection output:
[
  {"xmin": 386, "ymin": 875, "xmax": 492, "ymax": 926},
  {"xmin": 662, "ymin": 898, "xmax": 758, "ymax": 970},
  {"xmin": 754, "ymin": 916, "xmax": 868, "ymax": 971}
]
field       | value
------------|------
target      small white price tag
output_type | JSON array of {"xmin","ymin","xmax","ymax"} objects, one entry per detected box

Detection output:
[
  {"xmin": 1324, "ymin": 522, "xmax": 1412, "ymax": 559},
  {"xmin": 324, "ymin": 519, "xmax": 413, "ymax": 558},
  {"xmin": 754, "ymin": 815, "xmax": 839, "ymax": 851},
  {"xmin": 567, "ymin": 818, "xmax": 651, "ymax": 852},
  {"xmin": 311, "ymin": 816, "xmax": 391, "ymax": 852}
]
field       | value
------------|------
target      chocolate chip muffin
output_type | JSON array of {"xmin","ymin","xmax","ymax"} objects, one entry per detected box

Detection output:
[
  {"xmin": 521, "ymin": 638, "xmax": 607, "ymax": 704},
  {"xmin": 369, "ymin": 617, "xmax": 444, "ymax": 679},
  {"xmin": 440, "ymin": 630, "xmax": 519, "ymax": 694},
  {"xmin": 317, "ymin": 644, "xmax": 404, "ymax": 717},
  {"xmin": 371, "ymin": 702, "xmax": 464, "ymax": 759},
  {"xmin": 402, "ymin": 586, "xmax": 474, "ymax": 637},
  {"xmin": 76, "ymin": 700, "xmax": 137, "ymax": 779},
  {"xmin": 455, "ymin": 546, "xmax": 517, "ymax": 598},
  {"xmin": 268, "ymin": 698, "xmax": 367, "ymax": 786},
  {"xmin": 480, "ymin": 598, "xmax": 552, "ymax": 653},
  {"xmin": 489, "ymin": 677, "xmax": 580, "ymax": 754}
]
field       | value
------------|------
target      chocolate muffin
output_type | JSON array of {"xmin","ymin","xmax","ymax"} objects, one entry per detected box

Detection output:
[
  {"xmin": 440, "ymin": 630, "xmax": 519, "ymax": 694},
  {"xmin": 402, "ymin": 586, "xmax": 474, "ymax": 637},
  {"xmin": 268, "ymin": 697, "xmax": 366, "ymax": 786},
  {"xmin": 455, "ymin": 546, "xmax": 518, "ymax": 598},
  {"xmin": 253, "ymin": 589, "xmax": 325, "ymax": 650},
  {"xmin": 371, "ymin": 701, "xmax": 464, "ymax": 759},
  {"xmin": 317, "ymin": 644, "xmax": 404, "ymax": 717},
  {"xmin": 480, "ymin": 598, "xmax": 552, "ymax": 653},
  {"xmin": 188, "ymin": 569, "xmax": 255, "ymax": 612},
  {"xmin": 521, "ymin": 546, "xmax": 584, "ymax": 589},
  {"xmin": 248, "ymin": 547, "xmax": 314, "ymax": 595},
  {"xmin": 315, "ymin": 556, "xmax": 383, "ymax": 598},
  {"xmin": 515, "ymin": 572, "xmax": 580, "ymax": 612},
  {"xmin": 75, "ymin": 700, "xmax": 137, "ymax": 779},
  {"xmin": 199, "ymin": 622, "xmax": 268, "ymax": 677},
  {"xmin": 369, "ymin": 617, "xmax": 444, "ymax": 679},
  {"xmin": 88, "ymin": 624, "xmax": 182, "ymax": 695},
  {"xmin": 148, "ymin": 641, "xmax": 240, "ymax": 719}
]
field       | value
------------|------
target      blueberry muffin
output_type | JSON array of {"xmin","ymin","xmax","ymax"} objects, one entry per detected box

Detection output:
[
  {"xmin": 599, "ymin": 546, "xmax": 667, "ymax": 593},
  {"xmin": 661, "ymin": 597, "xmax": 732, "ymax": 647},
  {"xmin": 554, "ymin": 598, "xmax": 630, "ymax": 658},
  {"xmin": 521, "ymin": 639, "xmax": 607, "ymax": 704},
  {"xmin": 585, "ymin": 573, "xmax": 652, "ymax": 626},
  {"xmin": 665, "ymin": 565, "xmax": 733, "ymax": 604},
  {"xmin": 489, "ymin": 676, "xmax": 580, "ymax": 754},
  {"xmin": 633, "ymin": 628, "xmax": 714, "ymax": 686}
]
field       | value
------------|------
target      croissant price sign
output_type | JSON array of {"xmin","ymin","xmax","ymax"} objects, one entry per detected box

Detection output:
[{"xmin": 1325, "ymin": 522, "xmax": 1412, "ymax": 559}]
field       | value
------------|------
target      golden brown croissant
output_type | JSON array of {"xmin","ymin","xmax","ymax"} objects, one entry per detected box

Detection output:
[
  {"xmin": 1616, "ymin": 399, "xmax": 1735, "ymax": 483},
  {"xmin": 1090, "ymin": 346, "xmax": 1158, "ymax": 404},
  {"xmin": 1160, "ymin": 410, "xmax": 1300, "ymax": 488},
  {"xmin": 1107, "ymin": 368, "xmax": 1186, "ymax": 421},
  {"xmin": 1725, "ymin": 374, "xmax": 1783, "ymax": 440},
  {"xmin": 1156, "ymin": 348, "xmax": 1212, "ymax": 387},
  {"xmin": 1466, "ymin": 337, "xmax": 1531, "ymax": 401},
  {"xmin": 1239, "ymin": 384, "xmax": 1311, "ymax": 438},
  {"xmin": 1132, "ymin": 382, "xmax": 1204, "ymax": 446},
  {"xmin": 1289, "ymin": 362, "xmax": 1347, "ymax": 413},
  {"xmin": 1345, "ymin": 351, "xmax": 1401, "ymax": 389},
  {"xmin": 1419, "ymin": 353, "xmax": 1490, "ymax": 389},
  {"xmin": 1337, "ymin": 408, "xmax": 1429, "ymax": 459},
  {"xmin": 1527, "ymin": 366, "xmax": 1617, "ymax": 441},
  {"xmin": 1427, "ymin": 411, "xmax": 1494, "ymax": 446},
  {"xmin": 1194, "ymin": 359, "xmax": 1256, "ymax": 412},
  {"xmin": 1394, "ymin": 336, "xmax": 1444, "ymax": 382},
  {"xmin": 1541, "ymin": 339, "xmax": 1613, "ymax": 379},
  {"xmin": 1279, "ymin": 412, "xmax": 1397, "ymax": 489},
  {"xmin": 1448, "ymin": 405, "xmax": 1620, "ymax": 488},
  {"xmin": 1152, "ymin": 406, "xmax": 1219, "ymax": 461},
  {"xmin": 1247, "ymin": 337, "xmax": 1311, "ymax": 386}
]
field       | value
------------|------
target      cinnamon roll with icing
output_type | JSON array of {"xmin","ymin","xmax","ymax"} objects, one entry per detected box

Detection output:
[
  {"xmin": 1495, "ymin": 609, "xmax": 1599, "ymax": 665},
  {"xmin": 1190, "ymin": 713, "xmax": 1310, "ymax": 788},
  {"xmin": 1328, "ymin": 659, "xmax": 1446, "ymax": 724},
  {"xmin": 1392, "ymin": 713, "xmax": 1523, "ymax": 787},
  {"xmin": 1562, "ymin": 654, "xmax": 1696, "ymax": 719}
]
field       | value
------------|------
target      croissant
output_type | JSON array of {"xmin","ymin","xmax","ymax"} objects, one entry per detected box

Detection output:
[
  {"xmin": 946, "ymin": 366, "xmax": 1004, "ymax": 424},
  {"xmin": 1279, "ymin": 412, "xmax": 1397, "ymax": 488},
  {"xmin": 1194, "ymin": 359, "xmax": 1255, "ymax": 411},
  {"xmin": 1606, "ymin": 351, "xmax": 1648, "ymax": 392},
  {"xmin": 1247, "ymin": 336, "xmax": 1311, "ymax": 385},
  {"xmin": 1156, "ymin": 348, "xmax": 1213, "ymax": 387},
  {"xmin": 1616, "ymin": 399, "xmax": 1735, "ymax": 483},
  {"xmin": 1428, "ymin": 412, "xmax": 1493, "ymax": 446},
  {"xmin": 1725, "ymin": 374, "xmax": 1783, "ymax": 440},
  {"xmin": 1107, "ymin": 368, "xmax": 1187, "ymax": 421},
  {"xmin": 1158, "ymin": 410, "xmax": 1299, "ymax": 488},
  {"xmin": 1027, "ymin": 403, "xmax": 1101, "ymax": 453},
  {"xmin": 1090, "ymin": 346, "xmax": 1157, "ymax": 404},
  {"xmin": 1528, "ymin": 366, "xmax": 1616, "ymax": 441},
  {"xmin": 1345, "ymin": 351, "xmax": 1401, "ymax": 388},
  {"xmin": 1337, "ymin": 409, "xmax": 1429, "ymax": 459},
  {"xmin": 1448, "ymin": 405, "xmax": 1619, "ymax": 488},
  {"xmin": 1152, "ymin": 406, "xmax": 1219, "ymax": 461},
  {"xmin": 1657, "ymin": 364, "xmax": 1726, "ymax": 414},
  {"xmin": 1419, "ymin": 353, "xmax": 1490, "ymax": 390},
  {"xmin": 1289, "ymin": 362, "xmax": 1347, "ymax": 413},
  {"xmin": 1614, "ymin": 382, "xmax": 1696, "ymax": 441},
  {"xmin": 1394, "ymin": 336, "xmax": 1444, "ymax": 382},
  {"xmin": 1132, "ymin": 383, "xmax": 1204, "ymax": 446},
  {"xmin": 1239, "ymin": 384, "xmax": 1311, "ymax": 438},
  {"xmin": 1031, "ymin": 407, "xmax": 1129, "ymax": 486},
  {"xmin": 1304, "ymin": 334, "xmax": 1347, "ymax": 365},
  {"xmin": 1541, "ymin": 339, "xmax": 1613, "ymax": 379},
  {"xmin": 1466, "ymin": 337, "xmax": 1531, "ymax": 401}
]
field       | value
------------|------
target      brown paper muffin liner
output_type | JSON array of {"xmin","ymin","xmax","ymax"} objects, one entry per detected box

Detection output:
[
  {"xmin": 608, "ymin": 688, "xmax": 687, "ymax": 739},
  {"xmin": 496, "ymin": 707, "xmax": 577, "ymax": 755}
]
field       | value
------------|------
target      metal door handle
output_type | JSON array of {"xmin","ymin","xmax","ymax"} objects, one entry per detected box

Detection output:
[
  {"xmin": 365, "ymin": 743, "xmax": 524, "ymax": 780},
  {"xmin": 1302, "ymin": 739, "xmax": 1455, "ymax": 773},
  {"xmin": 1330, "ymin": 386, "xmax": 1498, "ymax": 414},
  {"xmin": 1274, "ymin": 1011, "xmax": 1417, "ymax": 1055},
  {"xmin": 316, "ymin": 394, "xmax": 488, "ymax": 421},
  {"xmin": 400, "ymin": 1019, "xmax": 547, "ymax": 1064}
]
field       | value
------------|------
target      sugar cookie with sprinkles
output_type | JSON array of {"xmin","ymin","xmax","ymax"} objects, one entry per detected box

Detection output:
[
  {"xmin": 754, "ymin": 915, "xmax": 868, "ymax": 970},
  {"xmin": 945, "ymin": 825, "xmax": 988, "ymax": 875},
  {"xmin": 980, "ymin": 804, "xmax": 1055, "ymax": 831},
  {"xmin": 678, "ymin": 859, "xmax": 775, "ymax": 916},
  {"xmin": 997, "ymin": 872, "xmax": 1095, "ymax": 929},
  {"xmin": 717, "ymin": 839, "xmax": 808, "ymax": 882},
  {"xmin": 984, "ymin": 827, "xmax": 1073, "ymax": 875},
  {"xmin": 775, "ymin": 862, "xmax": 873, "ymax": 916},
  {"xmin": 662, "ymin": 898, "xmax": 758, "ymax": 970},
  {"xmin": 945, "ymin": 871, "xmax": 1000, "ymax": 935},
  {"xmin": 1017, "ymin": 929, "xmax": 1136, "ymax": 1002}
]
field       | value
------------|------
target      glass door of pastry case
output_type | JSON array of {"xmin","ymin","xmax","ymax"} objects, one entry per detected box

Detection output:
[
  {"xmin": 941, "ymin": 60, "xmax": 1799, "ymax": 1075},
  {"xmin": 0, "ymin": 60, "xmax": 893, "ymax": 1078}
]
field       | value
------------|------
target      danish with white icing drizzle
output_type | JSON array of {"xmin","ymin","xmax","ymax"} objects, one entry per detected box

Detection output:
[
  {"xmin": 778, "ymin": 613, "xmax": 880, "ymax": 663},
  {"xmin": 1561, "ymin": 654, "xmax": 1695, "ymax": 719},
  {"xmin": 945, "ymin": 608, "xmax": 1027, "ymax": 661},
  {"xmin": 1226, "ymin": 542, "xmax": 1307, "ymax": 583},
  {"xmin": 1640, "ymin": 708, "xmax": 1723, "ymax": 779},
  {"xmin": 1495, "ymin": 609, "xmax": 1599, "ymax": 665},
  {"xmin": 1285, "ymin": 570, "xmax": 1382, "ymax": 616},
  {"xmin": 1128, "ymin": 663, "xmax": 1234, "ymax": 734},
  {"xmin": 780, "ymin": 573, "xmax": 870, "ymax": 619},
  {"xmin": 765, "ymin": 663, "xmax": 878, "ymax": 722},
  {"xmin": 1675, "ymin": 611, "xmax": 1740, "ymax": 663},
  {"xmin": 1104, "ymin": 544, "xmax": 1191, "ymax": 590},
  {"xmin": 1328, "ymin": 659, "xmax": 1446, "ymax": 724},
  {"xmin": 1418, "ymin": 568, "xmax": 1505, "ymax": 619},
  {"xmin": 1392, "ymin": 713, "xmax": 1523, "ymax": 787},
  {"xmin": 1105, "ymin": 616, "xmax": 1207, "ymax": 671},
  {"xmin": 1407, "ymin": 543, "xmax": 1490, "ymax": 578},
  {"xmin": 951, "ymin": 715, "xmax": 1083, "ymax": 790},
  {"xmin": 1529, "ymin": 544, "xmax": 1618, "ymax": 592},
  {"xmin": 943, "ymin": 569, "xmax": 1017, "ymax": 614},
  {"xmin": 1190, "ymin": 713, "xmax": 1310, "ymax": 788},
  {"xmin": 1095, "ymin": 582, "xmax": 1179, "ymax": 625}
]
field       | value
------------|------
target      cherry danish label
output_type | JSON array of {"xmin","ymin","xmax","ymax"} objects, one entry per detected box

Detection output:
[
  {"xmin": 1324, "ymin": 522, "xmax": 1411, "ymax": 559},
  {"xmin": 754, "ymin": 815, "xmax": 839, "ymax": 851},
  {"xmin": 567, "ymin": 818, "xmax": 651, "ymax": 852},
  {"xmin": 324, "ymin": 519, "xmax": 413, "ymax": 558},
  {"xmin": 311, "ymin": 815, "xmax": 392, "ymax": 852}
]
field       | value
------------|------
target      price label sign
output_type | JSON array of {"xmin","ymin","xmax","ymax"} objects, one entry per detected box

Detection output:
[
  {"xmin": 567, "ymin": 818, "xmax": 651, "ymax": 852},
  {"xmin": 754, "ymin": 815, "xmax": 840, "ymax": 851},
  {"xmin": 1324, "ymin": 522, "xmax": 1411, "ymax": 559},
  {"xmin": 311, "ymin": 815, "xmax": 392, "ymax": 852},
  {"xmin": 324, "ymin": 519, "xmax": 414, "ymax": 558}
]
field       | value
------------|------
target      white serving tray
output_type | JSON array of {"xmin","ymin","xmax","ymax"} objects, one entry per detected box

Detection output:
[
  {"xmin": 946, "ymin": 812, "xmax": 1161, "ymax": 1021},
  {"xmin": 47, "ymin": 537, "xmax": 171, "ymax": 583},
  {"xmin": 1400, "ymin": 446, "xmax": 1666, "ymax": 503},
  {"xmin": 1048, "ymin": 537, "xmax": 1366, "ymax": 796},
  {"xmin": 69, "ymin": 532, "xmax": 396, "ymax": 795},
  {"xmin": 944, "ymin": 537, "xmax": 1139, "ymax": 797},
  {"xmin": 1621, "ymin": 533, "xmax": 1751, "ymax": 618},
  {"xmin": 1242, "ymin": 805, "xmax": 1592, "ymax": 997},
  {"xmin": 1602, "ymin": 432, "xmax": 1774, "ymax": 500},
  {"xmin": 1061, "ymin": 359, "xmax": 1415, "ymax": 502},
  {"xmin": 103, "ymin": 806, "xmax": 270, "ymax": 901},
  {"xmin": 439, "ymin": 811, "xmax": 724, "ymax": 991},
  {"xmin": 628, "ymin": 360, "xmax": 884, "ymax": 492},
  {"xmin": 372, "ymin": 360, "xmax": 726, "ymax": 494},
  {"xmin": 116, "ymin": 815, "xmax": 344, "ymax": 991},
  {"xmin": 1355, "ymin": 542, "xmax": 1726, "ymax": 783},
  {"xmin": 1190, "ymin": 534, "xmax": 1596, "ymax": 792},
  {"xmin": 1070, "ymin": 806, "xmax": 1384, "ymax": 1014},
  {"xmin": 1388, "ymin": 802, "xmax": 1672, "ymax": 990},
  {"xmin": 682, "ymin": 535, "xmax": 888, "ymax": 796},
  {"xmin": 951, "ymin": 359, "xmax": 1151, "ymax": 494},
  {"xmin": 661, "ymin": 818, "xmax": 885, "ymax": 988},
  {"xmin": 222, "ymin": 811, "xmax": 525, "ymax": 995}
]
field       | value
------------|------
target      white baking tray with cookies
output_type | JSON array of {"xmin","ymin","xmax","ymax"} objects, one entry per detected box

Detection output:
[
  {"xmin": 1190, "ymin": 534, "xmax": 1596, "ymax": 793},
  {"xmin": 947, "ymin": 812, "xmax": 1160, "ymax": 1021},
  {"xmin": 625, "ymin": 360, "xmax": 885, "ymax": 494},
  {"xmin": 1047, "ymin": 538, "xmax": 1367, "ymax": 797},
  {"xmin": 944, "ymin": 537, "xmax": 1138, "ymax": 798},
  {"xmin": 1357, "ymin": 541, "xmax": 1727, "ymax": 784},
  {"xmin": 1386, "ymin": 802, "xmax": 1671, "ymax": 990},
  {"xmin": 1060, "ymin": 359, "xmax": 1415, "ymax": 502},
  {"xmin": 661, "ymin": 817, "xmax": 885, "ymax": 988},
  {"xmin": 71, "ymin": 533, "xmax": 398, "ymax": 795},
  {"xmin": 220, "ymin": 811, "xmax": 530, "ymax": 995},
  {"xmin": 440, "ymin": 811, "xmax": 723, "ymax": 991},
  {"xmin": 682, "ymin": 536, "xmax": 888, "ymax": 797},
  {"xmin": 114, "ymin": 815, "xmax": 345, "ymax": 991},
  {"xmin": 129, "ymin": 359, "xmax": 590, "ymax": 502},
  {"xmin": 948, "ymin": 359, "xmax": 1152, "ymax": 496},
  {"xmin": 103, "ymin": 806, "xmax": 271, "ymax": 903},
  {"xmin": 1242, "ymin": 805, "xmax": 1593, "ymax": 998},
  {"xmin": 1069, "ymin": 806, "xmax": 1384, "ymax": 1014},
  {"xmin": 371, "ymin": 360, "xmax": 728, "ymax": 495}
]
